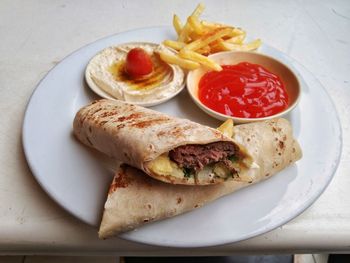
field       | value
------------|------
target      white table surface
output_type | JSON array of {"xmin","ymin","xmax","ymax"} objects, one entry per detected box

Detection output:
[{"xmin": 1, "ymin": 0, "xmax": 350, "ymax": 255}]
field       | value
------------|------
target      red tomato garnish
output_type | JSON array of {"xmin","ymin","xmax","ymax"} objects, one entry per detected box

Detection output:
[{"xmin": 125, "ymin": 48, "xmax": 153, "ymax": 78}]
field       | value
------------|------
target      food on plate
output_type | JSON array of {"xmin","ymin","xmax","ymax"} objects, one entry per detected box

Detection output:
[
  {"xmin": 73, "ymin": 99, "xmax": 258, "ymax": 185},
  {"xmin": 158, "ymin": 47, "xmax": 200, "ymax": 70},
  {"xmin": 217, "ymin": 118, "xmax": 234, "ymax": 137},
  {"xmin": 186, "ymin": 50, "xmax": 301, "ymax": 123},
  {"xmin": 98, "ymin": 118, "xmax": 302, "ymax": 238},
  {"xmin": 86, "ymin": 42, "xmax": 185, "ymax": 103},
  {"xmin": 125, "ymin": 48, "xmax": 153, "ymax": 78},
  {"xmin": 198, "ymin": 62, "xmax": 289, "ymax": 118},
  {"xmin": 158, "ymin": 3, "xmax": 261, "ymax": 70}
]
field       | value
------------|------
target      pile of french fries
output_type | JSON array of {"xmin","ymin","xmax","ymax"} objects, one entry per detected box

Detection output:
[{"xmin": 158, "ymin": 3, "xmax": 261, "ymax": 71}]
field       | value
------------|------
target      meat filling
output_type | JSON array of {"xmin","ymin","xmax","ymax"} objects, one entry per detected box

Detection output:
[{"xmin": 169, "ymin": 142, "xmax": 239, "ymax": 171}]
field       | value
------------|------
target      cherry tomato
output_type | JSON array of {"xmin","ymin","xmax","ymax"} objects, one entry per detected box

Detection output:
[{"xmin": 125, "ymin": 48, "xmax": 153, "ymax": 78}]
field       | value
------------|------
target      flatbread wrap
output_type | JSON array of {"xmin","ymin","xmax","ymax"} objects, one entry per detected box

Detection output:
[
  {"xmin": 98, "ymin": 118, "xmax": 302, "ymax": 238},
  {"xmin": 73, "ymin": 99, "xmax": 257, "ymax": 185}
]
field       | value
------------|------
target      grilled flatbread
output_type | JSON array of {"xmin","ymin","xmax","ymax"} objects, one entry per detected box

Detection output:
[
  {"xmin": 73, "ymin": 99, "xmax": 257, "ymax": 185},
  {"xmin": 98, "ymin": 118, "xmax": 302, "ymax": 238}
]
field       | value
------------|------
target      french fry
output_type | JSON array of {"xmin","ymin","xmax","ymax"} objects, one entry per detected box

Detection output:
[
  {"xmin": 219, "ymin": 39, "xmax": 262, "ymax": 51},
  {"xmin": 185, "ymin": 27, "xmax": 237, "ymax": 51},
  {"xmin": 173, "ymin": 14, "xmax": 183, "ymax": 36},
  {"xmin": 190, "ymin": 3, "xmax": 205, "ymax": 18},
  {"xmin": 196, "ymin": 45, "xmax": 211, "ymax": 55},
  {"xmin": 179, "ymin": 49, "xmax": 222, "ymax": 71},
  {"xmin": 208, "ymin": 38, "xmax": 226, "ymax": 53},
  {"xmin": 201, "ymin": 20, "xmax": 228, "ymax": 30},
  {"xmin": 163, "ymin": 40, "xmax": 186, "ymax": 51},
  {"xmin": 188, "ymin": 15, "xmax": 206, "ymax": 35},
  {"xmin": 217, "ymin": 119, "xmax": 234, "ymax": 138},
  {"xmin": 225, "ymin": 32, "xmax": 247, "ymax": 44},
  {"xmin": 231, "ymin": 27, "xmax": 246, "ymax": 36},
  {"xmin": 177, "ymin": 22, "xmax": 192, "ymax": 42},
  {"xmin": 177, "ymin": 3, "xmax": 205, "ymax": 42},
  {"xmin": 188, "ymin": 30, "xmax": 204, "ymax": 42},
  {"xmin": 162, "ymin": 3, "xmax": 262, "ymax": 71},
  {"xmin": 158, "ymin": 50, "xmax": 200, "ymax": 70}
]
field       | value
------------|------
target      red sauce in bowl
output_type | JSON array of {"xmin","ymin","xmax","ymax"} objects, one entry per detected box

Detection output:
[{"xmin": 198, "ymin": 62, "xmax": 289, "ymax": 118}]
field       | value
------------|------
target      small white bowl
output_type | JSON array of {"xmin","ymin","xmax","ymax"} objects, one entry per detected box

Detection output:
[
  {"xmin": 85, "ymin": 42, "xmax": 185, "ymax": 107},
  {"xmin": 186, "ymin": 51, "xmax": 301, "ymax": 123}
]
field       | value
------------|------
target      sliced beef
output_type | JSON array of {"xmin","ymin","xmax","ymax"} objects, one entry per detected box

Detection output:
[{"xmin": 169, "ymin": 141, "xmax": 238, "ymax": 171}]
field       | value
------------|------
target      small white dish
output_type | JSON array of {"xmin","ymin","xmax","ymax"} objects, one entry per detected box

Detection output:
[
  {"xmin": 85, "ymin": 42, "xmax": 185, "ymax": 107},
  {"xmin": 187, "ymin": 51, "xmax": 301, "ymax": 123}
]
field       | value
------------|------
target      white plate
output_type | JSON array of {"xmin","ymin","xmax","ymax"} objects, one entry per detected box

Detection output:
[{"xmin": 22, "ymin": 26, "xmax": 342, "ymax": 248}]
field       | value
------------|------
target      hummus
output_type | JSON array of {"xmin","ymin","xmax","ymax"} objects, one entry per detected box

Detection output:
[{"xmin": 86, "ymin": 42, "xmax": 185, "ymax": 105}]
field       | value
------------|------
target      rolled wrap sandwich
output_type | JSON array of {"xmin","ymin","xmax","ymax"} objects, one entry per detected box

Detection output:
[
  {"xmin": 98, "ymin": 118, "xmax": 302, "ymax": 238},
  {"xmin": 73, "ymin": 99, "xmax": 257, "ymax": 185}
]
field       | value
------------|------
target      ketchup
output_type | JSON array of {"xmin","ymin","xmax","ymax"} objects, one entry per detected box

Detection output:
[{"xmin": 198, "ymin": 62, "xmax": 289, "ymax": 118}]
